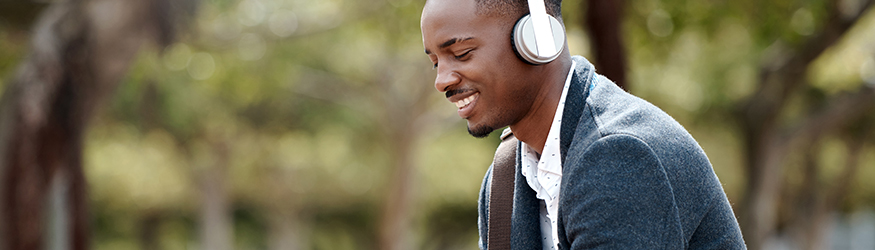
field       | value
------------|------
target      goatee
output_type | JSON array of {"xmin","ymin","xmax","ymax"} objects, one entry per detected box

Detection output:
[{"xmin": 468, "ymin": 125, "xmax": 495, "ymax": 138}]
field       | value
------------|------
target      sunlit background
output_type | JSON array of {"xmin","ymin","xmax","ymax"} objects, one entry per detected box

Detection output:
[{"xmin": 1, "ymin": 0, "xmax": 875, "ymax": 249}]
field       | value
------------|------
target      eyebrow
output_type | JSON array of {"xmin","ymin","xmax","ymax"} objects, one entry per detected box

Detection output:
[{"xmin": 425, "ymin": 37, "xmax": 475, "ymax": 54}]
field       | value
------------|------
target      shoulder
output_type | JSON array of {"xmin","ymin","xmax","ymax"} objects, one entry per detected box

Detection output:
[
  {"xmin": 578, "ymin": 76, "xmax": 709, "ymax": 166},
  {"xmin": 564, "ymin": 74, "xmax": 720, "ymax": 201},
  {"xmin": 565, "ymin": 133, "xmax": 665, "ymax": 185},
  {"xmin": 586, "ymin": 77, "xmax": 682, "ymax": 138}
]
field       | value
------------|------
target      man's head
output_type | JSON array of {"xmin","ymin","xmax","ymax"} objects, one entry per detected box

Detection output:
[
  {"xmin": 421, "ymin": 0, "xmax": 566, "ymax": 138},
  {"xmin": 472, "ymin": 0, "xmax": 562, "ymax": 20}
]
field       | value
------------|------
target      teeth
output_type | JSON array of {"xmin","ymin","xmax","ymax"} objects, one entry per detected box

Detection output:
[{"xmin": 453, "ymin": 94, "xmax": 477, "ymax": 109}]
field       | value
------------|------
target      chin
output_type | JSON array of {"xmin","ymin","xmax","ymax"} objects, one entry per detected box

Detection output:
[{"xmin": 467, "ymin": 123, "xmax": 495, "ymax": 138}]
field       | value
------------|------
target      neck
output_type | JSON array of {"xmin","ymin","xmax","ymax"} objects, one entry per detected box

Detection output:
[{"xmin": 509, "ymin": 53, "xmax": 572, "ymax": 154}]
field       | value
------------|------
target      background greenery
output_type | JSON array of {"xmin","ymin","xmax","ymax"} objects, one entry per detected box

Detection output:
[{"xmin": 1, "ymin": 0, "xmax": 874, "ymax": 249}]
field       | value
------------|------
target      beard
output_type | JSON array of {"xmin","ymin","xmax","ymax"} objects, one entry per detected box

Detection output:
[
  {"xmin": 467, "ymin": 124, "xmax": 496, "ymax": 138},
  {"xmin": 466, "ymin": 109, "xmax": 512, "ymax": 138},
  {"xmin": 464, "ymin": 91, "xmax": 529, "ymax": 139}
]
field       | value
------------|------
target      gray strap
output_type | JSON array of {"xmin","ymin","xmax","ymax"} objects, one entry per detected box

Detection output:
[{"xmin": 488, "ymin": 129, "xmax": 518, "ymax": 250}]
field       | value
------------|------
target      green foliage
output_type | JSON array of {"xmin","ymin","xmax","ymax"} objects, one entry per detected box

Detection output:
[
  {"xmin": 0, "ymin": 29, "xmax": 29, "ymax": 95},
  {"xmin": 2, "ymin": 0, "xmax": 874, "ymax": 249}
]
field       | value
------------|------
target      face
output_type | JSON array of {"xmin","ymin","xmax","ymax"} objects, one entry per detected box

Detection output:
[{"xmin": 421, "ymin": 0, "xmax": 538, "ymax": 138}]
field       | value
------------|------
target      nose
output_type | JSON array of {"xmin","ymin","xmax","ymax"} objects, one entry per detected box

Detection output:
[{"xmin": 434, "ymin": 64, "xmax": 461, "ymax": 92}]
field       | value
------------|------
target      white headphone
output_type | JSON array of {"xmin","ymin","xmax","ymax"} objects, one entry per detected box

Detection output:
[{"xmin": 512, "ymin": 0, "xmax": 566, "ymax": 64}]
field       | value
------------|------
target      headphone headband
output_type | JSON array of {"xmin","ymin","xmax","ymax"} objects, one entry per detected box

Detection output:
[{"xmin": 526, "ymin": 0, "xmax": 556, "ymax": 57}]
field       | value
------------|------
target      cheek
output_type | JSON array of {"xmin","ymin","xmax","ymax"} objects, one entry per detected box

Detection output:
[
  {"xmin": 481, "ymin": 48, "xmax": 527, "ymax": 79},
  {"xmin": 495, "ymin": 64, "xmax": 532, "ymax": 93},
  {"xmin": 490, "ymin": 71, "xmax": 536, "ymax": 111}
]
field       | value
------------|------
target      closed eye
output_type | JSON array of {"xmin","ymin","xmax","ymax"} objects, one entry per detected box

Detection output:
[
  {"xmin": 432, "ymin": 49, "xmax": 473, "ymax": 69},
  {"xmin": 455, "ymin": 49, "xmax": 473, "ymax": 60}
]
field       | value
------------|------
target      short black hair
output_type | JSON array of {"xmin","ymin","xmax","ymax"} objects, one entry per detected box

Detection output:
[{"xmin": 474, "ymin": 0, "xmax": 562, "ymax": 20}]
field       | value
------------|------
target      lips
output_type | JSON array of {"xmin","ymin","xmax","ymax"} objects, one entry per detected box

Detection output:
[{"xmin": 447, "ymin": 90, "xmax": 480, "ymax": 119}]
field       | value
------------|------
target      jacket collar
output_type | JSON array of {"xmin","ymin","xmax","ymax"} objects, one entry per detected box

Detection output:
[{"xmin": 559, "ymin": 56, "xmax": 595, "ymax": 164}]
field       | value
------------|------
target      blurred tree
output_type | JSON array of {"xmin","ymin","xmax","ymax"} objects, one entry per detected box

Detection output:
[
  {"xmin": 3, "ymin": 0, "xmax": 874, "ymax": 249},
  {"xmin": 583, "ymin": 0, "xmax": 628, "ymax": 90},
  {"xmin": 784, "ymin": 117, "xmax": 873, "ymax": 250},
  {"xmin": 0, "ymin": 1, "xmax": 46, "ymax": 29},
  {"xmin": 267, "ymin": 4, "xmax": 449, "ymax": 248},
  {"xmin": 735, "ymin": 1, "xmax": 875, "ymax": 248},
  {"xmin": 199, "ymin": 136, "xmax": 233, "ymax": 250},
  {"xmin": 0, "ymin": 0, "xmax": 196, "ymax": 249},
  {"xmin": 97, "ymin": 1, "xmax": 452, "ymax": 249}
]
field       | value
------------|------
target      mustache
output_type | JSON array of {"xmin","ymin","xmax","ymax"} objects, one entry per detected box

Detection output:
[{"xmin": 446, "ymin": 88, "xmax": 473, "ymax": 99}]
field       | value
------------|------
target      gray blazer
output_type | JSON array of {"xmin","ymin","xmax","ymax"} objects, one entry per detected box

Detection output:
[{"xmin": 478, "ymin": 56, "xmax": 746, "ymax": 249}]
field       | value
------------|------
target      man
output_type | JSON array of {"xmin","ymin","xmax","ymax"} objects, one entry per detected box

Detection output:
[{"xmin": 421, "ymin": 0, "xmax": 746, "ymax": 249}]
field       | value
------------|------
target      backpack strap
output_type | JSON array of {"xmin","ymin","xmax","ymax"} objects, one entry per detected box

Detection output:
[{"xmin": 488, "ymin": 128, "xmax": 518, "ymax": 250}]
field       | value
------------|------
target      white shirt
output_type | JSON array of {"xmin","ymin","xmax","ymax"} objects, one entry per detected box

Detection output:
[{"xmin": 519, "ymin": 61, "xmax": 576, "ymax": 250}]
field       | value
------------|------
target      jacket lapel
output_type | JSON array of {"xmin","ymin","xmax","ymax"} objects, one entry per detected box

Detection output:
[{"xmin": 560, "ymin": 56, "xmax": 593, "ymax": 164}]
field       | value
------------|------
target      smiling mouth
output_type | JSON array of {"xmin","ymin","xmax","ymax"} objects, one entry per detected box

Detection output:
[
  {"xmin": 454, "ymin": 94, "xmax": 477, "ymax": 109},
  {"xmin": 446, "ymin": 89, "xmax": 479, "ymax": 118}
]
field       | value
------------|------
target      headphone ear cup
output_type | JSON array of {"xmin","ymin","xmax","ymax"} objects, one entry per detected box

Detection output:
[
  {"xmin": 510, "ymin": 15, "xmax": 533, "ymax": 65},
  {"xmin": 511, "ymin": 14, "xmax": 566, "ymax": 65}
]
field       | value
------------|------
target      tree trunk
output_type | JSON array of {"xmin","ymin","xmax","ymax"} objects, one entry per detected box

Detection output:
[
  {"xmin": 584, "ymin": 0, "xmax": 628, "ymax": 90},
  {"xmin": 139, "ymin": 211, "xmax": 163, "ymax": 250},
  {"xmin": 0, "ymin": 0, "xmax": 195, "ymax": 249},
  {"xmin": 267, "ymin": 211, "xmax": 305, "ymax": 250},
  {"xmin": 375, "ymin": 65, "xmax": 434, "ymax": 250},
  {"xmin": 198, "ymin": 139, "xmax": 234, "ymax": 250},
  {"xmin": 378, "ymin": 131, "xmax": 416, "ymax": 250},
  {"xmin": 739, "ymin": 133, "xmax": 786, "ymax": 250}
]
